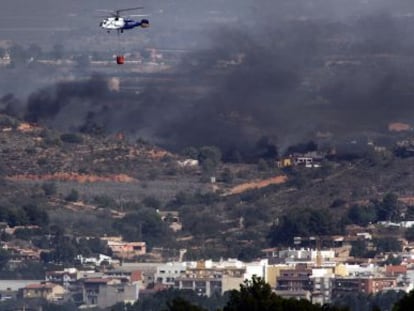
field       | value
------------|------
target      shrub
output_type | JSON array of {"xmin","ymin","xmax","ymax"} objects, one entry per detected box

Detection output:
[{"xmin": 60, "ymin": 133, "xmax": 83, "ymax": 144}]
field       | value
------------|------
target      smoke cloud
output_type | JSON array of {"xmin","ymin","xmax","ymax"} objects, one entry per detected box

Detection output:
[{"xmin": 3, "ymin": 0, "xmax": 414, "ymax": 157}]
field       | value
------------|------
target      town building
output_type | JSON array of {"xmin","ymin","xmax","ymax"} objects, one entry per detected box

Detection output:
[
  {"xmin": 81, "ymin": 278, "xmax": 139, "ymax": 309},
  {"xmin": 19, "ymin": 282, "xmax": 65, "ymax": 302},
  {"xmin": 174, "ymin": 261, "xmax": 245, "ymax": 296},
  {"xmin": 154, "ymin": 262, "xmax": 187, "ymax": 287},
  {"xmin": 101, "ymin": 236, "xmax": 146, "ymax": 259},
  {"xmin": 45, "ymin": 268, "xmax": 78, "ymax": 288},
  {"xmin": 332, "ymin": 276, "xmax": 397, "ymax": 298}
]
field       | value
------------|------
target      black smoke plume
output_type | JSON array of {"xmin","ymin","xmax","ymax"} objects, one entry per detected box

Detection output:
[{"xmin": 7, "ymin": 1, "xmax": 414, "ymax": 158}]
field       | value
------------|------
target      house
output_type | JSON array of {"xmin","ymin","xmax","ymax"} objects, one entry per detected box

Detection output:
[
  {"xmin": 177, "ymin": 159, "xmax": 199, "ymax": 168},
  {"xmin": 385, "ymin": 265, "xmax": 407, "ymax": 277},
  {"xmin": 101, "ymin": 237, "xmax": 146, "ymax": 259},
  {"xmin": 174, "ymin": 261, "xmax": 245, "ymax": 296},
  {"xmin": 276, "ymin": 152, "xmax": 324, "ymax": 169},
  {"xmin": 276, "ymin": 157, "xmax": 293, "ymax": 168},
  {"xmin": 0, "ymin": 280, "xmax": 43, "ymax": 302},
  {"xmin": 81, "ymin": 278, "xmax": 139, "ymax": 308},
  {"xmin": 262, "ymin": 247, "xmax": 279, "ymax": 259},
  {"xmin": 1, "ymin": 242, "xmax": 42, "ymax": 261},
  {"xmin": 276, "ymin": 265, "xmax": 313, "ymax": 293},
  {"xmin": 45, "ymin": 268, "xmax": 78, "ymax": 288},
  {"xmin": 154, "ymin": 262, "xmax": 186, "ymax": 288},
  {"xmin": 275, "ymin": 264, "xmax": 336, "ymax": 305},
  {"xmin": 294, "ymin": 156, "xmax": 314, "ymax": 167},
  {"xmin": 19, "ymin": 282, "xmax": 65, "ymax": 302},
  {"xmin": 158, "ymin": 211, "xmax": 182, "ymax": 232},
  {"xmin": 104, "ymin": 269, "xmax": 143, "ymax": 285},
  {"xmin": 265, "ymin": 264, "xmax": 291, "ymax": 288},
  {"xmin": 76, "ymin": 253, "xmax": 116, "ymax": 266},
  {"xmin": 277, "ymin": 248, "xmax": 336, "ymax": 264},
  {"xmin": 332, "ymin": 276, "xmax": 397, "ymax": 297}
]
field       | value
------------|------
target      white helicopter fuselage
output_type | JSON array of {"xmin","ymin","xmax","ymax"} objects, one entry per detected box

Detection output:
[{"xmin": 100, "ymin": 17, "xmax": 125, "ymax": 30}]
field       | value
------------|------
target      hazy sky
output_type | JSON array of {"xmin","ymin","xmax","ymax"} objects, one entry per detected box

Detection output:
[
  {"xmin": 2, "ymin": 0, "xmax": 413, "ymax": 46},
  {"xmin": 3, "ymin": 0, "xmax": 414, "ymax": 155}
]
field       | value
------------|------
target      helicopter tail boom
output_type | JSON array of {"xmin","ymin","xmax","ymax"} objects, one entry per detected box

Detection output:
[{"xmin": 140, "ymin": 19, "xmax": 150, "ymax": 28}]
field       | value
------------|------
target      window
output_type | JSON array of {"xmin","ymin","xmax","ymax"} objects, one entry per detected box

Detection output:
[{"xmin": 182, "ymin": 281, "xmax": 193, "ymax": 288}]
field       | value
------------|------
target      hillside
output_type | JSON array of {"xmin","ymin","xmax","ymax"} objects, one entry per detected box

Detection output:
[
  {"xmin": 2, "ymin": 113, "xmax": 414, "ymax": 260},
  {"xmin": 0, "ymin": 114, "xmax": 210, "ymax": 201}
]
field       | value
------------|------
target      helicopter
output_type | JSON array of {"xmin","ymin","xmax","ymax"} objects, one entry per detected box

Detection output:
[{"xmin": 99, "ymin": 7, "xmax": 149, "ymax": 34}]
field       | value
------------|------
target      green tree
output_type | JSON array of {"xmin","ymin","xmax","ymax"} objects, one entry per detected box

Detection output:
[
  {"xmin": 94, "ymin": 195, "xmax": 116, "ymax": 209},
  {"xmin": 374, "ymin": 237, "xmax": 402, "ymax": 253},
  {"xmin": 201, "ymin": 158, "xmax": 216, "ymax": 176},
  {"xmin": 114, "ymin": 288, "xmax": 228, "ymax": 311},
  {"xmin": 223, "ymin": 276, "xmax": 281, "ymax": 311},
  {"xmin": 0, "ymin": 248, "xmax": 11, "ymax": 270},
  {"xmin": 350, "ymin": 239, "xmax": 370, "ymax": 258},
  {"xmin": 405, "ymin": 226, "xmax": 414, "ymax": 242},
  {"xmin": 376, "ymin": 193, "xmax": 400, "ymax": 222},
  {"xmin": 347, "ymin": 205, "xmax": 377, "ymax": 226},
  {"xmin": 113, "ymin": 208, "xmax": 170, "ymax": 246},
  {"xmin": 142, "ymin": 196, "xmax": 162, "ymax": 209},
  {"xmin": 41, "ymin": 229, "xmax": 77, "ymax": 264},
  {"xmin": 165, "ymin": 297, "xmax": 207, "ymax": 311},
  {"xmin": 268, "ymin": 209, "xmax": 340, "ymax": 246},
  {"xmin": 182, "ymin": 146, "xmax": 199, "ymax": 159},
  {"xmin": 222, "ymin": 276, "xmax": 338, "ymax": 311},
  {"xmin": 384, "ymin": 254, "xmax": 403, "ymax": 266},
  {"xmin": 42, "ymin": 182, "xmax": 57, "ymax": 196},
  {"xmin": 198, "ymin": 146, "xmax": 222, "ymax": 174},
  {"xmin": 77, "ymin": 237, "xmax": 109, "ymax": 257},
  {"xmin": 393, "ymin": 290, "xmax": 414, "ymax": 311},
  {"xmin": 65, "ymin": 189, "xmax": 79, "ymax": 202},
  {"xmin": 23, "ymin": 203, "xmax": 49, "ymax": 226},
  {"xmin": 7, "ymin": 208, "xmax": 29, "ymax": 227}
]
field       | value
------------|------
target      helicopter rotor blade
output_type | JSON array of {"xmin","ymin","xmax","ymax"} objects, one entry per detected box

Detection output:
[
  {"xmin": 95, "ymin": 9, "xmax": 118, "ymax": 18},
  {"xmin": 126, "ymin": 14, "xmax": 150, "ymax": 18},
  {"xmin": 115, "ymin": 7, "xmax": 144, "ymax": 16}
]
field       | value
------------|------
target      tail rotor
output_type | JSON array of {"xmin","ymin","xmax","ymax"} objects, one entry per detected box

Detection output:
[{"xmin": 140, "ymin": 19, "xmax": 150, "ymax": 28}]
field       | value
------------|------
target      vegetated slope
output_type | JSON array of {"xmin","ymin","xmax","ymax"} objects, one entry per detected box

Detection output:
[
  {"xmin": 0, "ymin": 114, "xmax": 209, "ymax": 202},
  {"xmin": 0, "ymin": 114, "xmax": 172, "ymax": 177},
  {"xmin": 173, "ymin": 154, "xmax": 414, "ymax": 259},
  {"xmin": 3, "ymin": 113, "xmax": 414, "ymax": 260}
]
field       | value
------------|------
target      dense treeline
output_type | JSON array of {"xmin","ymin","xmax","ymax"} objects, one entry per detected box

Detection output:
[
  {"xmin": 3, "ymin": 112, "xmax": 414, "ymax": 263},
  {"xmin": 113, "ymin": 277, "xmax": 414, "ymax": 311},
  {"xmin": 110, "ymin": 277, "xmax": 348, "ymax": 311},
  {"xmin": 1, "ymin": 276, "xmax": 414, "ymax": 311},
  {"xmin": 0, "ymin": 202, "xmax": 49, "ymax": 227},
  {"xmin": 267, "ymin": 192, "xmax": 405, "ymax": 248},
  {"xmin": 268, "ymin": 208, "xmax": 345, "ymax": 246}
]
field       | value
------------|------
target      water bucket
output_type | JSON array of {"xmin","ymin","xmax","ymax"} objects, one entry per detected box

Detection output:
[{"xmin": 116, "ymin": 55, "xmax": 125, "ymax": 65}]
